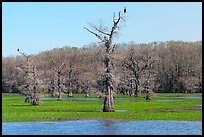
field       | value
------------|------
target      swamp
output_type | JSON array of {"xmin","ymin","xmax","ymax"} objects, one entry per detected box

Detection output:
[{"xmin": 2, "ymin": 93, "xmax": 202, "ymax": 135}]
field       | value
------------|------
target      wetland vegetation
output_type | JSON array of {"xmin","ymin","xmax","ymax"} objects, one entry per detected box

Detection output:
[{"xmin": 2, "ymin": 93, "xmax": 202, "ymax": 122}]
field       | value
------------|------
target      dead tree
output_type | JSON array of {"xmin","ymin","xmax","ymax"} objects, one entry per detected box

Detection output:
[
  {"xmin": 54, "ymin": 63, "xmax": 66, "ymax": 101},
  {"xmin": 16, "ymin": 49, "xmax": 41, "ymax": 105},
  {"xmin": 122, "ymin": 46, "xmax": 157, "ymax": 97},
  {"xmin": 143, "ymin": 71, "xmax": 152, "ymax": 100},
  {"xmin": 142, "ymin": 47, "xmax": 157, "ymax": 100},
  {"xmin": 84, "ymin": 10, "xmax": 126, "ymax": 112},
  {"xmin": 46, "ymin": 52, "xmax": 66, "ymax": 100},
  {"xmin": 48, "ymin": 77, "xmax": 55, "ymax": 97},
  {"xmin": 66, "ymin": 65, "xmax": 76, "ymax": 97}
]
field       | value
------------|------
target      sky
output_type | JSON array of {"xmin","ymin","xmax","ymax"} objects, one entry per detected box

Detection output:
[{"xmin": 2, "ymin": 2, "xmax": 202, "ymax": 57}]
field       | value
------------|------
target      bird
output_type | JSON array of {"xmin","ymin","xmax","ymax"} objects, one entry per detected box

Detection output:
[{"xmin": 124, "ymin": 7, "xmax": 126, "ymax": 13}]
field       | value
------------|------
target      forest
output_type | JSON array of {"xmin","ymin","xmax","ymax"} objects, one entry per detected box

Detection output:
[{"xmin": 2, "ymin": 40, "xmax": 202, "ymax": 97}]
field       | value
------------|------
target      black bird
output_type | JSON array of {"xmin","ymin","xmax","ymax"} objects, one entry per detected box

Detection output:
[{"xmin": 124, "ymin": 7, "xmax": 126, "ymax": 13}]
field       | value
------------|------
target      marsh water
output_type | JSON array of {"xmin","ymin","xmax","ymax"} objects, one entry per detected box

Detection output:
[
  {"xmin": 2, "ymin": 119, "xmax": 202, "ymax": 135},
  {"xmin": 41, "ymin": 97, "xmax": 128, "ymax": 102},
  {"xmin": 40, "ymin": 95, "xmax": 201, "ymax": 102},
  {"xmin": 40, "ymin": 97, "xmax": 182, "ymax": 102},
  {"xmin": 3, "ymin": 95, "xmax": 202, "ymax": 135}
]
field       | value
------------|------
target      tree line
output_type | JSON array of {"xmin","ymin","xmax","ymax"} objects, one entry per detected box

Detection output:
[{"xmin": 2, "ymin": 41, "xmax": 202, "ymax": 99}]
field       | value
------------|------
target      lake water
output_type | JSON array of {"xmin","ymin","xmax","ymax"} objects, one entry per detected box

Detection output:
[{"xmin": 2, "ymin": 120, "xmax": 202, "ymax": 135}]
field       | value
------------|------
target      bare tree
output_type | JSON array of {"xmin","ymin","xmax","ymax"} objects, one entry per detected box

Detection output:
[
  {"xmin": 65, "ymin": 65, "xmax": 77, "ymax": 97},
  {"xmin": 16, "ymin": 49, "xmax": 42, "ymax": 105},
  {"xmin": 122, "ymin": 45, "xmax": 157, "ymax": 97},
  {"xmin": 84, "ymin": 10, "xmax": 126, "ymax": 112},
  {"xmin": 54, "ymin": 63, "xmax": 66, "ymax": 100}
]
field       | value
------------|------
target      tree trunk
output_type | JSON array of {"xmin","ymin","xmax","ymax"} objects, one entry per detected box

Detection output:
[
  {"xmin": 135, "ymin": 83, "xmax": 140, "ymax": 97},
  {"xmin": 24, "ymin": 95, "xmax": 31, "ymax": 102},
  {"xmin": 31, "ymin": 92, "xmax": 40, "ymax": 105},
  {"xmin": 68, "ymin": 91, "xmax": 73, "ymax": 97},
  {"xmin": 103, "ymin": 53, "xmax": 115, "ymax": 112},
  {"xmin": 103, "ymin": 88, "xmax": 114, "ymax": 112},
  {"xmin": 85, "ymin": 93, "xmax": 89, "ymax": 97},
  {"xmin": 129, "ymin": 79, "xmax": 134, "ymax": 97},
  {"xmin": 103, "ymin": 71, "xmax": 115, "ymax": 112},
  {"xmin": 55, "ymin": 90, "xmax": 62, "ymax": 100},
  {"xmin": 31, "ymin": 99, "xmax": 40, "ymax": 105},
  {"xmin": 145, "ymin": 86, "xmax": 152, "ymax": 100},
  {"xmin": 146, "ymin": 93, "xmax": 152, "ymax": 100},
  {"xmin": 57, "ymin": 93, "xmax": 62, "ymax": 101}
]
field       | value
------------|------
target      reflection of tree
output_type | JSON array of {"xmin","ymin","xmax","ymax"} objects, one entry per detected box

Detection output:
[{"xmin": 100, "ymin": 120, "xmax": 120, "ymax": 135}]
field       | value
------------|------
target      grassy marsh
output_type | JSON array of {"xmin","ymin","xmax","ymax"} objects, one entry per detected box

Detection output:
[{"xmin": 2, "ymin": 93, "xmax": 202, "ymax": 122}]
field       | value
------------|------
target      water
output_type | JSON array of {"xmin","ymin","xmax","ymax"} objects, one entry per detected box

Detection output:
[
  {"xmin": 2, "ymin": 120, "xmax": 202, "ymax": 135},
  {"xmin": 160, "ymin": 96, "xmax": 202, "ymax": 99},
  {"xmin": 174, "ymin": 96, "xmax": 202, "ymax": 99},
  {"xmin": 40, "ymin": 97, "xmax": 182, "ymax": 102},
  {"xmin": 40, "ymin": 97, "xmax": 129, "ymax": 102},
  {"xmin": 152, "ymin": 100, "xmax": 181, "ymax": 102},
  {"xmin": 40, "ymin": 95, "xmax": 202, "ymax": 103}
]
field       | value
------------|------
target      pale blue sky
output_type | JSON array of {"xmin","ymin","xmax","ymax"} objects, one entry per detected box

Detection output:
[{"xmin": 2, "ymin": 2, "xmax": 202, "ymax": 57}]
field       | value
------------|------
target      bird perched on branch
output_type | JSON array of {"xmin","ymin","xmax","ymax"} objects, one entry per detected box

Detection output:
[{"xmin": 124, "ymin": 7, "xmax": 126, "ymax": 13}]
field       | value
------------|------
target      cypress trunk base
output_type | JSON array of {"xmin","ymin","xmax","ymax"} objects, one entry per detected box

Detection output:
[
  {"xmin": 103, "ymin": 96, "xmax": 115, "ymax": 112},
  {"xmin": 103, "ymin": 108, "xmax": 115, "ymax": 112},
  {"xmin": 146, "ymin": 94, "xmax": 152, "ymax": 100},
  {"xmin": 31, "ymin": 99, "xmax": 40, "ymax": 106},
  {"xmin": 57, "ymin": 95, "xmax": 62, "ymax": 101}
]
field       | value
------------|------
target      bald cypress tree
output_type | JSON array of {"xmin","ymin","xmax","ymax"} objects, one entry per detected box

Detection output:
[{"xmin": 84, "ymin": 10, "xmax": 126, "ymax": 112}]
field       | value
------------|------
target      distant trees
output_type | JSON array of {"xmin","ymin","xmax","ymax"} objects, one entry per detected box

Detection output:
[
  {"xmin": 154, "ymin": 41, "xmax": 202, "ymax": 93},
  {"xmin": 2, "ymin": 41, "xmax": 202, "ymax": 101},
  {"xmin": 2, "ymin": 56, "xmax": 20, "ymax": 93}
]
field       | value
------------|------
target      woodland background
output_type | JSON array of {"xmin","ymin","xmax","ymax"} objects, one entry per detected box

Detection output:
[{"xmin": 2, "ymin": 40, "xmax": 202, "ymax": 95}]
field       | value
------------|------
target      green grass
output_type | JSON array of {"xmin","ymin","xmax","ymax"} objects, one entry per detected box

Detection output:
[{"xmin": 2, "ymin": 93, "xmax": 202, "ymax": 122}]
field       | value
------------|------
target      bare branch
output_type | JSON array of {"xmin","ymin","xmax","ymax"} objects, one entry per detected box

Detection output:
[
  {"xmin": 84, "ymin": 27, "xmax": 105, "ymax": 42},
  {"xmin": 15, "ymin": 66, "xmax": 24, "ymax": 73},
  {"xmin": 110, "ymin": 12, "xmax": 122, "ymax": 39},
  {"xmin": 17, "ymin": 49, "xmax": 30, "ymax": 59},
  {"xmin": 111, "ymin": 44, "xmax": 116, "ymax": 53},
  {"xmin": 88, "ymin": 23, "xmax": 110, "ymax": 36},
  {"xmin": 59, "ymin": 63, "xmax": 66, "ymax": 70},
  {"xmin": 113, "ymin": 12, "xmax": 115, "ymax": 23},
  {"xmin": 139, "ymin": 58, "xmax": 157, "ymax": 74}
]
